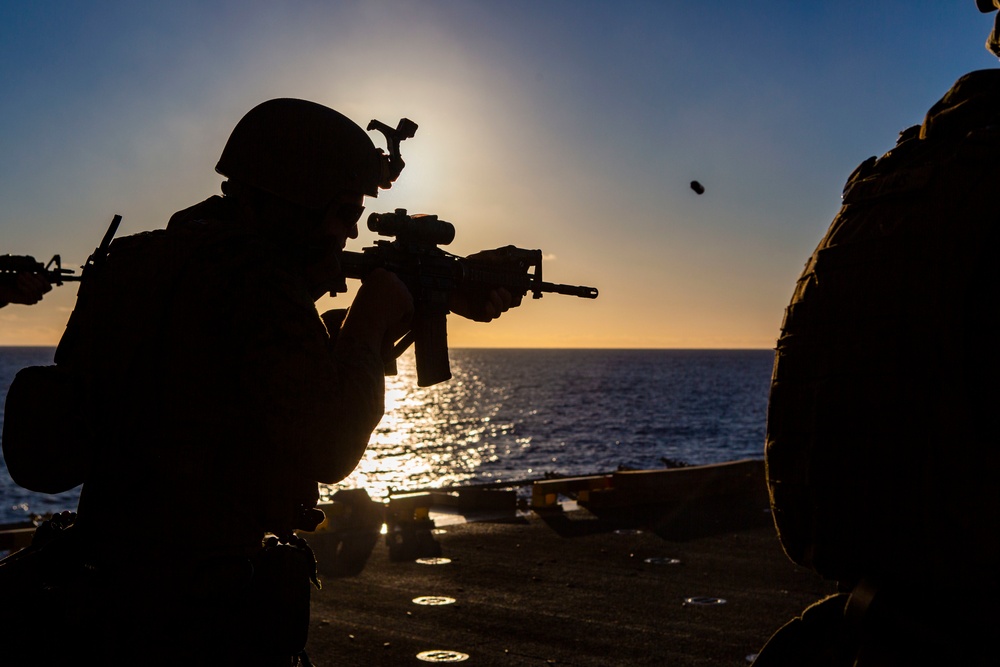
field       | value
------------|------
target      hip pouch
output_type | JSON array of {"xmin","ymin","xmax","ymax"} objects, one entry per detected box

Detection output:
[{"xmin": 248, "ymin": 535, "xmax": 321, "ymax": 655}]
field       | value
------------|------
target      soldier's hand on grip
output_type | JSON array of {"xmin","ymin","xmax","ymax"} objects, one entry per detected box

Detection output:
[{"xmin": 449, "ymin": 247, "xmax": 526, "ymax": 322}]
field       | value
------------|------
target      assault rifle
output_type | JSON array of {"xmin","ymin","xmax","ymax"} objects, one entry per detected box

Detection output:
[
  {"xmin": 0, "ymin": 254, "xmax": 80, "ymax": 287},
  {"xmin": 335, "ymin": 209, "xmax": 599, "ymax": 387},
  {"xmin": 0, "ymin": 215, "xmax": 122, "ymax": 290}
]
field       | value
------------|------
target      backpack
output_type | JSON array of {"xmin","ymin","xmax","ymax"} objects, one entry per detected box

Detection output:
[
  {"xmin": 2, "ymin": 223, "xmax": 208, "ymax": 494},
  {"xmin": 0, "ymin": 215, "xmax": 122, "ymax": 494}
]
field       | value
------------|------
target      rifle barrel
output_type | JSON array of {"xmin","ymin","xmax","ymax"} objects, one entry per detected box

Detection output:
[{"xmin": 538, "ymin": 281, "xmax": 599, "ymax": 299}]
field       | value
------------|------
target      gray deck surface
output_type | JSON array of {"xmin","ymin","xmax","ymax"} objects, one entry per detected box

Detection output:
[{"xmin": 303, "ymin": 494, "xmax": 836, "ymax": 666}]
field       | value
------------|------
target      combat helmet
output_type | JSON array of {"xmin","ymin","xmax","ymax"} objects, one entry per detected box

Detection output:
[{"xmin": 216, "ymin": 99, "xmax": 390, "ymax": 209}]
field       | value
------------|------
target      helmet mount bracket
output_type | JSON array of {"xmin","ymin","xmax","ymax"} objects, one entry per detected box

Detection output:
[{"xmin": 368, "ymin": 118, "xmax": 418, "ymax": 189}]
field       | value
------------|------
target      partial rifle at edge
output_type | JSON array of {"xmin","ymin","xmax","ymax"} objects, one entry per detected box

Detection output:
[
  {"xmin": 334, "ymin": 208, "xmax": 599, "ymax": 387},
  {"xmin": 0, "ymin": 254, "xmax": 80, "ymax": 286},
  {"xmin": 0, "ymin": 214, "xmax": 122, "ymax": 289}
]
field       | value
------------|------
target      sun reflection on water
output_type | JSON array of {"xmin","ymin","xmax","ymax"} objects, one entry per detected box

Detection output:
[
  {"xmin": 322, "ymin": 351, "xmax": 508, "ymax": 501},
  {"xmin": 314, "ymin": 349, "xmax": 775, "ymax": 505}
]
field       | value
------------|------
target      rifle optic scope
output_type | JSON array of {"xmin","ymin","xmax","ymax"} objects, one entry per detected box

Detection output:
[{"xmin": 368, "ymin": 209, "xmax": 455, "ymax": 246}]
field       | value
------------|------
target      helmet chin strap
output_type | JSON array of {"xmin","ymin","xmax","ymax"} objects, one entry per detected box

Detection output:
[{"xmin": 367, "ymin": 118, "xmax": 418, "ymax": 189}]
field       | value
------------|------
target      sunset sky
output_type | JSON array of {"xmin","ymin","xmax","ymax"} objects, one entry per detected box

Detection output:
[{"xmin": 1, "ymin": 2, "xmax": 996, "ymax": 348}]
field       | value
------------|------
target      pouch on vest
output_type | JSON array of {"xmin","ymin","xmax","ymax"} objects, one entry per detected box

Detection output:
[{"xmin": 2, "ymin": 364, "xmax": 91, "ymax": 493}]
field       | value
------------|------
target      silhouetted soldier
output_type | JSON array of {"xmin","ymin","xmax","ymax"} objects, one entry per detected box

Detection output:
[
  {"xmin": 3, "ymin": 100, "xmax": 519, "ymax": 665},
  {"xmin": 755, "ymin": 5, "xmax": 1000, "ymax": 666}
]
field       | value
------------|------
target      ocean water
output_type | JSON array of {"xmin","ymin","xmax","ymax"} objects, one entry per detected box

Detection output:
[{"xmin": 0, "ymin": 347, "xmax": 774, "ymax": 525}]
